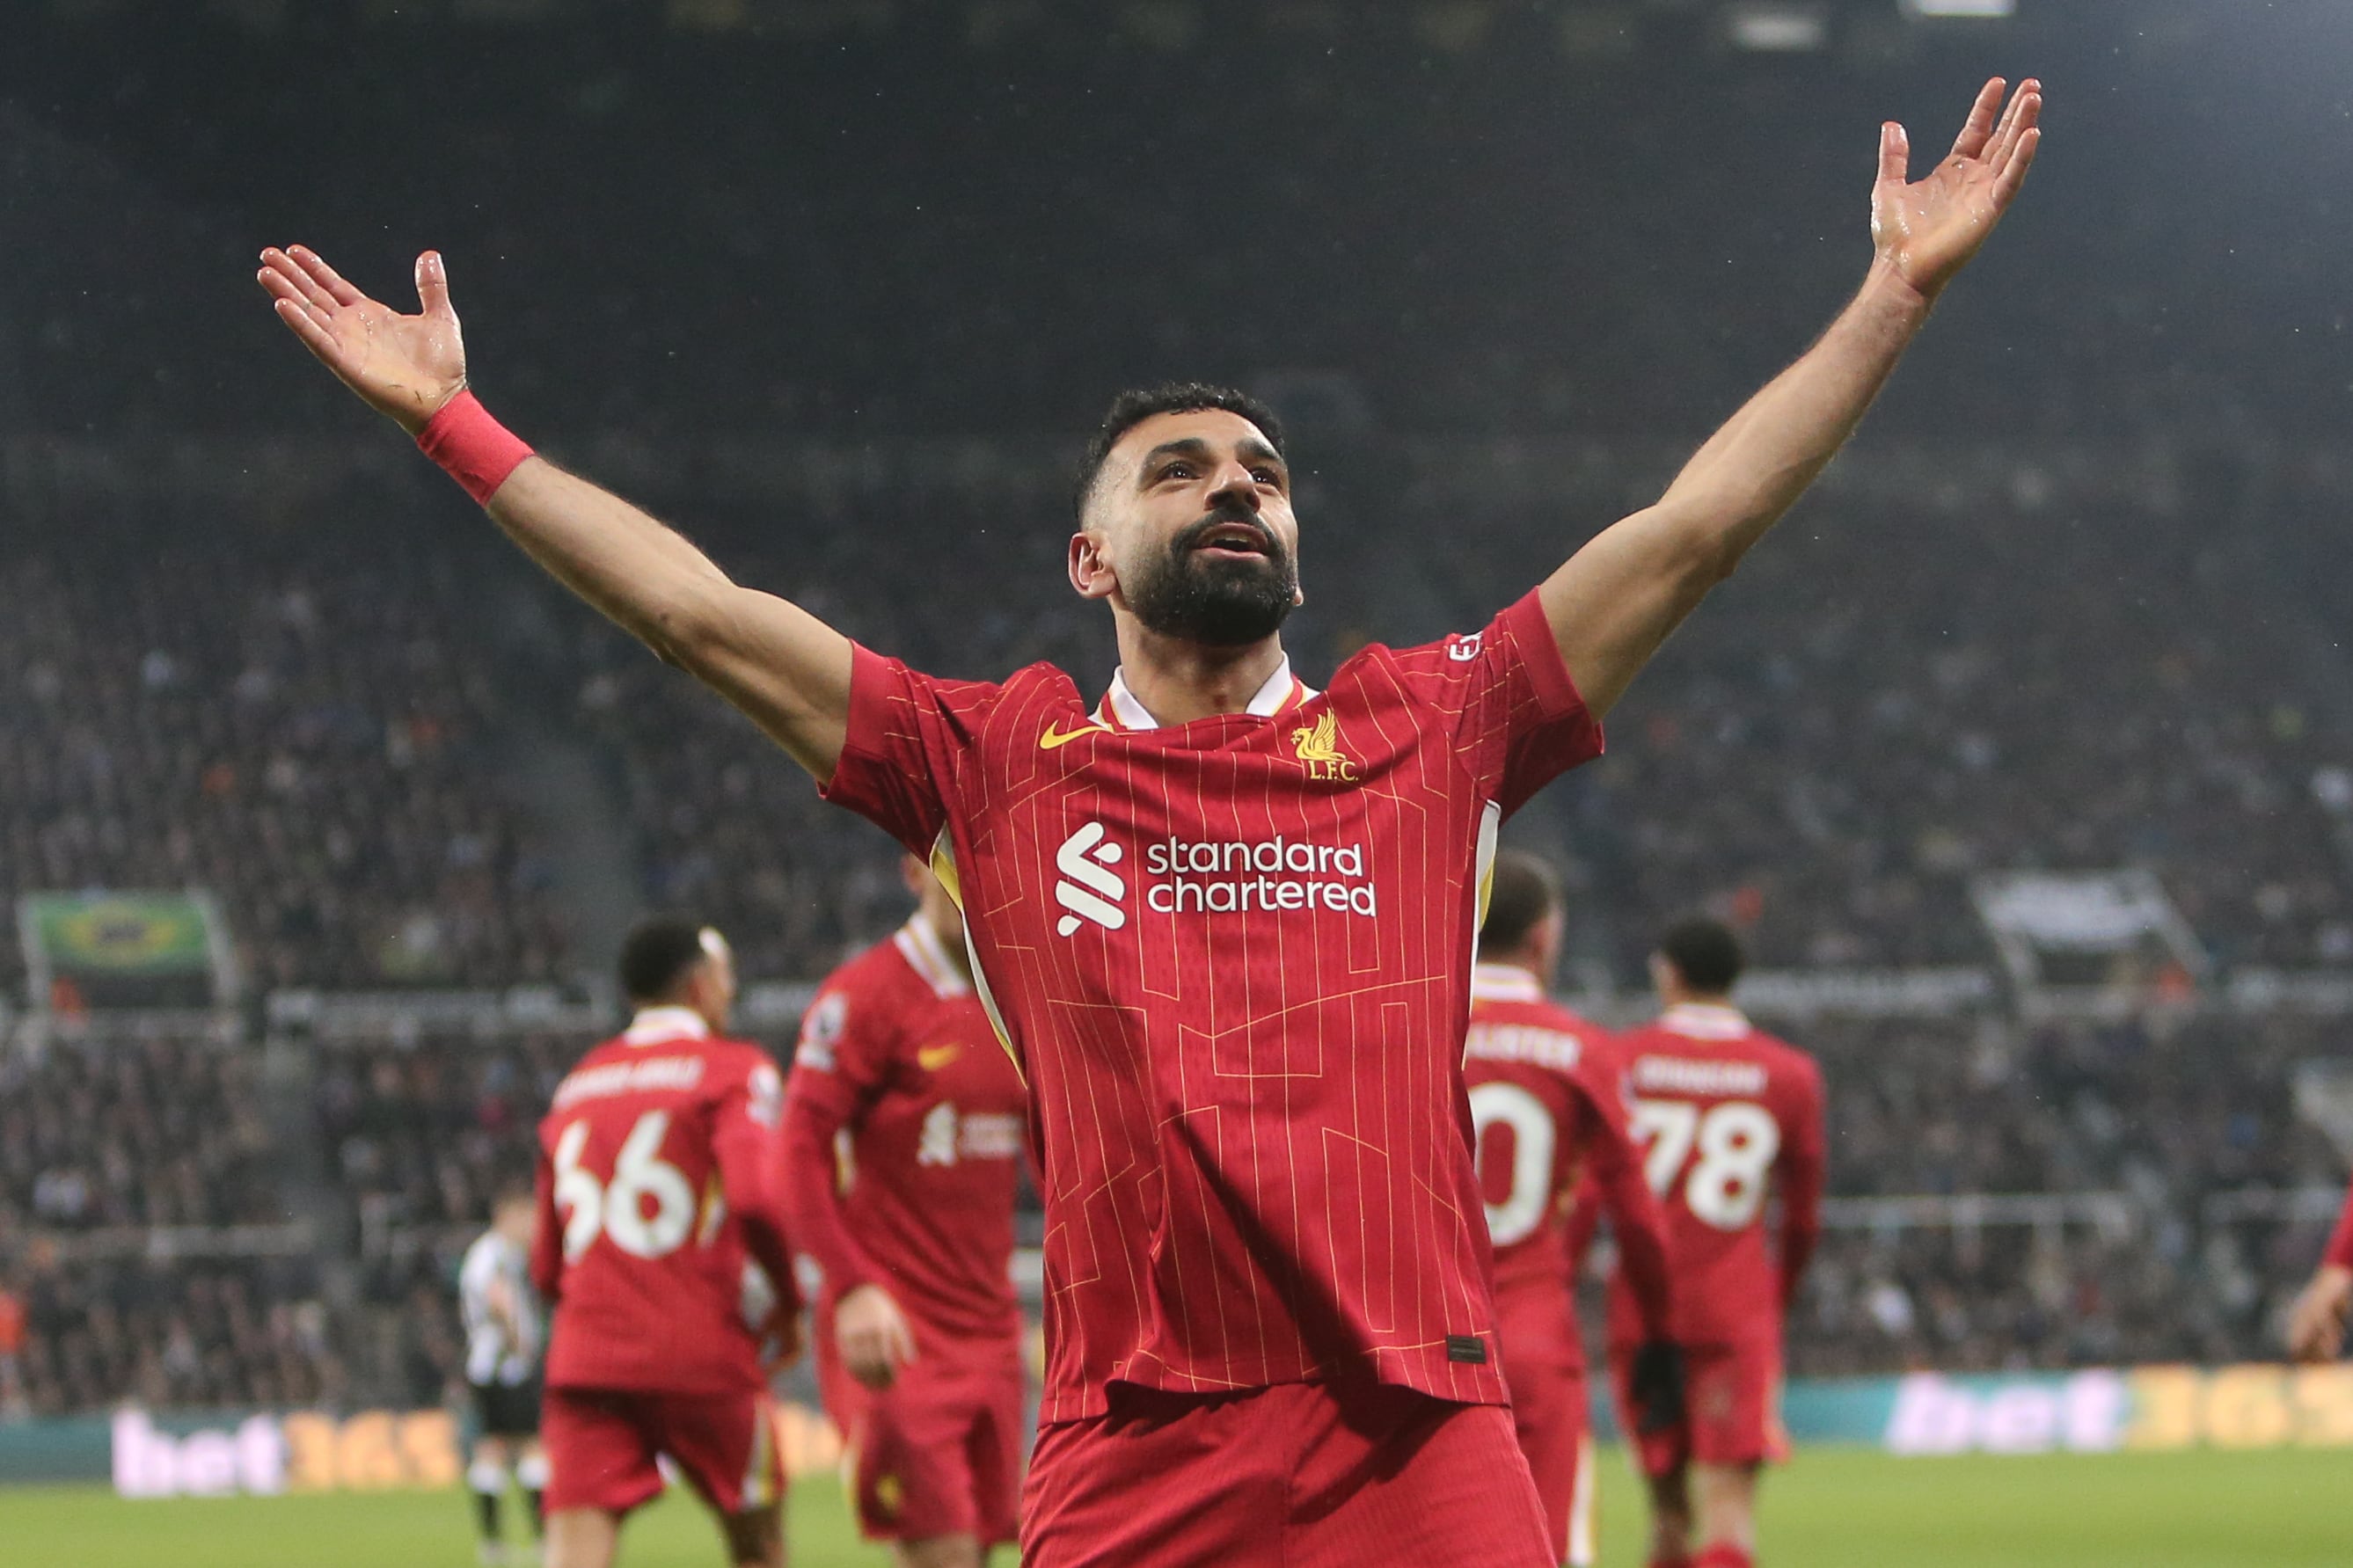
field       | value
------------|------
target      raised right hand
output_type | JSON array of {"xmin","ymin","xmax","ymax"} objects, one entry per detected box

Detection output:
[
  {"xmin": 835, "ymin": 1282, "xmax": 918, "ymax": 1391},
  {"xmin": 258, "ymin": 246, "xmax": 466, "ymax": 434}
]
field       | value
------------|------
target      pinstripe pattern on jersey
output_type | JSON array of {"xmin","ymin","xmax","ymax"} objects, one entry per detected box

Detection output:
[{"xmin": 824, "ymin": 590, "xmax": 1601, "ymax": 1423}]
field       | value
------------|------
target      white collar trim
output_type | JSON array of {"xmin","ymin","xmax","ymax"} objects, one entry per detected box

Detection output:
[
  {"xmin": 1661, "ymin": 1002, "xmax": 1751, "ymax": 1040},
  {"xmin": 624, "ymin": 1005, "xmax": 711, "ymax": 1045},
  {"xmin": 893, "ymin": 912, "xmax": 972, "ymax": 999},
  {"xmin": 1470, "ymin": 963, "xmax": 1545, "ymax": 1003},
  {"xmin": 1101, "ymin": 657, "xmax": 1315, "ymax": 731}
]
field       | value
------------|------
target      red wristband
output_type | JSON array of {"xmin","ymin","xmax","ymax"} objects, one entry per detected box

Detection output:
[{"xmin": 415, "ymin": 390, "xmax": 535, "ymax": 506}]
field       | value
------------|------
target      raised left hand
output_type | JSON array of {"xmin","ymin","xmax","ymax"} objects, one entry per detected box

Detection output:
[{"xmin": 1871, "ymin": 77, "xmax": 2042, "ymax": 303}]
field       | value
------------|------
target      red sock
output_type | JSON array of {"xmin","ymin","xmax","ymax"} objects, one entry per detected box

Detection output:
[{"xmin": 1693, "ymin": 1546, "xmax": 1755, "ymax": 1568}]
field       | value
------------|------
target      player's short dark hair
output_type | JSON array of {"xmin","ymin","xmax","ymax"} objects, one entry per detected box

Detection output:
[
  {"xmin": 1655, "ymin": 916, "xmax": 1744, "ymax": 995},
  {"xmin": 617, "ymin": 915, "xmax": 713, "ymax": 1003},
  {"xmin": 1480, "ymin": 850, "xmax": 1561, "ymax": 956},
  {"xmin": 1071, "ymin": 383, "xmax": 1286, "ymax": 521}
]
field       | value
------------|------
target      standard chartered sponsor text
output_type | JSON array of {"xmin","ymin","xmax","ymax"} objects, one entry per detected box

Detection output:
[{"xmin": 1144, "ymin": 834, "xmax": 1377, "ymax": 916}]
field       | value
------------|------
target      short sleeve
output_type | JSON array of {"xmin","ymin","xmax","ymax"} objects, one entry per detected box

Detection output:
[
  {"xmin": 1392, "ymin": 590, "xmax": 1604, "ymax": 818},
  {"xmin": 820, "ymin": 645, "xmax": 1002, "ymax": 857},
  {"xmin": 784, "ymin": 976, "xmax": 895, "ymax": 1121}
]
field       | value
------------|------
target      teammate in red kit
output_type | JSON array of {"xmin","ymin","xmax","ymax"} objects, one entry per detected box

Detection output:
[
  {"xmin": 782, "ymin": 857, "xmax": 1028, "ymax": 1568},
  {"xmin": 1466, "ymin": 851, "xmax": 1679, "ymax": 1568},
  {"xmin": 529, "ymin": 919, "xmax": 801, "ymax": 1568},
  {"xmin": 1606, "ymin": 920, "xmax": 1824, "ymax": 1568},
  {"xmin": 2286, "ymin": 1175, "xmax": 2353, "ymax": 1362},
  {"xmin": 262, "ymin": 75, "xmax": 2037, "ymax": 1567}
]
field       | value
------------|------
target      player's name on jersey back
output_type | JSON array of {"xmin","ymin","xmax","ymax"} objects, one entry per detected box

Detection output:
[{"xmin": 1627, "ymin": 1055, "xmax": 1768, "ymax": 1097}]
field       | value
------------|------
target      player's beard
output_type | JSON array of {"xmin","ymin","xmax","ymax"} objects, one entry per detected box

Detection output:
[{"xmin": 1122, "ymin": 511, "xmax": 1300, "ymax": 648}]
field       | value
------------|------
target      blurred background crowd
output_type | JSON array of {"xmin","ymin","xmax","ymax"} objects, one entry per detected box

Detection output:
[{"xmin": 4, "ymin": 0, "xmax": 2352, "ymax": 1420}]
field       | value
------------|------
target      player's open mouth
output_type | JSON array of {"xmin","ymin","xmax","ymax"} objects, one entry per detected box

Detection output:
[{"xmin": 1190, "ymin": 522, "xmax": 1272, "ymax": 558}]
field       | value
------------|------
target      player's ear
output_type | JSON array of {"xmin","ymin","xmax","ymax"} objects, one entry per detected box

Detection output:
[{"xmin": 1069, "ymin": 530, "xmax": 1117, "ymax": 602}]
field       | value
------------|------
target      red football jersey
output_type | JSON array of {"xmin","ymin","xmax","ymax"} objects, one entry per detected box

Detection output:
[
  {"xmin": 530, "ymin": 1009, "xmax": 797, "ymax": 1393},
  {"xmin": 1604, "ymin": 1003, "xmax": 1825, "ymax": 1351},
  {"xmin": 822, "ymin": 591, "xmax": 1601, "ymax": 1422},
  {"xmin": 1462, "ymin": 964, "xmax": 1672, "ymax": 1361},
  {"xmin": 783, "ymin": 913, "xmax": 1027, "ymax": 1343}
]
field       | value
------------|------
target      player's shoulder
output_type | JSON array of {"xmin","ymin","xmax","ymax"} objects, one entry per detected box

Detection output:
[
  {"xmin": 1329, "ymin": 594, "xmax": 1545, "ymax": 686},
  {"xmin": 703, "ymin": 1032, "xmax": 781, "ymax": 1076},
  {"xmin": 798, "ymin": 937, "xmax": 923, "ymax": 1063},
  {"xmin": 863, "ymin": 648, "xmax": 1085, "ymax": 733},
  {"xmin": 1533, "ymin": 996, "xmax": 1611, "ymax": 1044},
  {"xmin": 1748, "ymin": 1028, "xmax": 1823, "ymax": 1090}
]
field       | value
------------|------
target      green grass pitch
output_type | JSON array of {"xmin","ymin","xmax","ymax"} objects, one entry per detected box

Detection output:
[{"xmin": 1, "ymin": 1447, "xmax": 2343, "ymax": 1566}]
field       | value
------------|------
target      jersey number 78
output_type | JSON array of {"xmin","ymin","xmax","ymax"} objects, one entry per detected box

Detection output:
[{"xmin": 1629, "ymin": 1099, "xmax": 1779, "ymax": 1230}]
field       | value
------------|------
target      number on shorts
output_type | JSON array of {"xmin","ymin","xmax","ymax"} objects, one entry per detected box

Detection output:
[
  {"xmin": 1468, "ymin": 1081, "xmax": 1558, "ymax": 1247},
  {"xmin": 552, "ymin": 1111, "xmax": 698, "ymax": 1261},
  {"xmin": 1629, "ymin": 1098, "xmax": 1781, "ymax": 1230}
]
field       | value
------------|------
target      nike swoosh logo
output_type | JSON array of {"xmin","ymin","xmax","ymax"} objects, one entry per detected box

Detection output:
[
  {"xmin": 1039, "ymin": 722, "xmax": 1103, "ymax": 751},
  {"xmin": 917, "ymin": 1046, "xmax": 961, "ymax": 1072}
]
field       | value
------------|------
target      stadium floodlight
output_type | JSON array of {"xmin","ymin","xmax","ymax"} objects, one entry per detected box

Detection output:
[
  {"xmin": 1900, "ymin": 0, "xmax": 2016, "ymax": 18},
  {"xmin": 1723, "ymin": 2, "xmax": 1828, "ymax": 52}
]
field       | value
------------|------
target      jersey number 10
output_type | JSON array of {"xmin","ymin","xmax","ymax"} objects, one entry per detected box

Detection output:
[
  {"xmin": 553, "ymin": 1112, "xmax": 703, "ymax": 1262},
  {"xmin": 1630, "ymin": 1099, "xmax": 1780, "ymax": 1230}
]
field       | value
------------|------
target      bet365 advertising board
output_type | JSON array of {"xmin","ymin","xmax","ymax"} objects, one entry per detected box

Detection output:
[{"xmin": 2, "ymin": 1370, "xmax": 2349, "ymax": 1494}]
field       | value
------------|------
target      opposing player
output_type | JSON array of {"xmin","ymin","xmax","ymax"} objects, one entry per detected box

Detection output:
[
  {"xmin": 1466, "ymin": 851, "xmax": 1679, "ymax": 1568},
  {"xmin": 1606, "ymin": 920, "xmax": 1824, "ymax": 1568},
  {"xmin": 782, "ymin": 856, "xmax": 1028, "ymax": 1568},
  {"xmin": 459, "ymin": 1186, "xmax": 550, "ymax": 1565},
  {"xmin": 261, "ymin": 76, "xmax": 2038, "ymax": 1568},
  {"xmin": 528, "ymin": 919, "xmax": 800, "ymax": 1568},
  {"xmin": 2286, "ymin": 1175, "xmax": 2353, "ymax": 1361}
]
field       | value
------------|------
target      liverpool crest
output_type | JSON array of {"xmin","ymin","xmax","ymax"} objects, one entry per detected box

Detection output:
[{"xmin": 1290, "ymin": 711, "xmax": 1357, "ymax": 783}]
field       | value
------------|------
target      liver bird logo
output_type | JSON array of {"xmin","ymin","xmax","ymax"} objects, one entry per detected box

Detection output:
[{"xmin": 1290, "ymin": 711, "xmax": 1356, "ymax": 782}]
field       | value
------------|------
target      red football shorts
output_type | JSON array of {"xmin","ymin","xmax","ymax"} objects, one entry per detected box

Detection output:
[
  {"xmin": 1021, "ymin": 1380, "xmax": 1553, "ymax": 1568},
  {"xmin": 1609, "ymin": 1339, "xmax": 1789, "ymax": 1478},
  {"xmin": 819, "ymin": 1333, "xmax": 1025, "ymax": 1544},
  {"xmin": 541, "ymin": 1386, "xmax": 783, "ymax": 1517},
  {"xmin": 1494, "ymin": 1286, "xmax": 1596, "ymax": 1567}
]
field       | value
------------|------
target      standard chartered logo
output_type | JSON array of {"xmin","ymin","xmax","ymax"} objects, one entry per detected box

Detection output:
[
  {"xmin": 1054, "ymin": 822, "xmax": 1129, "ymax": 936},
  {"xmin": 1051, "ymin": 822, "xmax": 1377, "ymax": 937}
]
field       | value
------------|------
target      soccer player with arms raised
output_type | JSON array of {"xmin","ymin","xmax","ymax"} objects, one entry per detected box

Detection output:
[
  {"xmin": 261, "ymin": 78, "xmax": 2037, "ymax": 1567},
  {"xmin": 1607, "ymin": 921, "xmax": 1825, "ymax": 1568},
  {"xmin": 528, "ymin": 920, "xmax": 801, "ymax": 1568},
  {"xmin": 781, "ymin": 857, "xmax": 1029, "ymax": 1568},
  {"xmin": 1466, "ymin": 851, "xmax": 1678, "ymax": 1568}
]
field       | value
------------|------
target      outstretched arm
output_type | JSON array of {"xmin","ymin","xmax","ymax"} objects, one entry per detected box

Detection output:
[
  {"xmin": 257, "ymin": 246, "xmax": 851, "ymax": 778},
  {"xmin": 1540, "ymin": 77, "xmax": 2042, "ymax": 717}
]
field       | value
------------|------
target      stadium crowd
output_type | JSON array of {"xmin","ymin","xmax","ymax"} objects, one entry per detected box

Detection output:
[
  {"xmin": 0, "ymin": 1033, "xmax": 277, "ymax": 1236},
  {"xmin": 6, "ymin": 1256, "xmax": 337, "ymax": 1418},
  {"xmin": 0, "ymin": 536, "xmax": 574, "ymax": 996}
]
